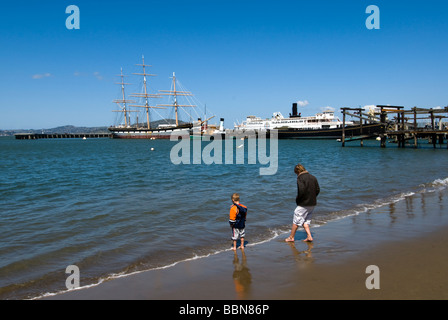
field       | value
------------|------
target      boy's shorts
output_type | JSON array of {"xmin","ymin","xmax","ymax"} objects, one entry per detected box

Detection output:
[
  {"xmin": 231, "ymin": 227, "xmax": 245, "ymax": 240},
  {"xmin": 293, "ymin": 206, "xmax": 315, "ymax": 226}
]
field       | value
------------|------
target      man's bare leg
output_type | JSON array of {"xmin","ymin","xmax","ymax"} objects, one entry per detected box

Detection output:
[
  {"xmin": 303, "ymin": 223, "xmax": 313, "ymax": 242},
  {"xmin": 285, "ymin": 224, "xmax": 299, "ymax": 242}
]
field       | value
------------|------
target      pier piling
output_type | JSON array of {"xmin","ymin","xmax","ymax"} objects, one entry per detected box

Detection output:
[
  {"xmin": 341, "ymin": 107, "xmax": 382, "ymax": 147},
  {"xmin": 341, "ymin": 106, "xmax": 448, "ymax": 149}
]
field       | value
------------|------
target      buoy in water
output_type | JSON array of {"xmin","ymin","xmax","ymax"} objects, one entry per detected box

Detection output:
[{"xmin": 151, "ymin": 147, "xmax": 155, "ymax": 151}]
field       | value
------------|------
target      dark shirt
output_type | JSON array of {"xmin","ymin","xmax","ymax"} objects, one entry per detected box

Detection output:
[{"xmin": 296, "ymin": 172, "xmax": 320, "ymax": 206}]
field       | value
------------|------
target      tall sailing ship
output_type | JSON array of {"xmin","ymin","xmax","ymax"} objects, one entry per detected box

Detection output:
[{"xmin": 109, "ymin": 57, "xmax": 210, "ymax": 139}]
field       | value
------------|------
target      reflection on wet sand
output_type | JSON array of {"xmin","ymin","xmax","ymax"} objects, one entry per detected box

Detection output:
[
  {"xmin": 287, "ymin": 241, "xmax": 314, "ymax": 267},
  {"xmin": 232, "ymin": 249, "xmax": 252, "ymax": 299}
]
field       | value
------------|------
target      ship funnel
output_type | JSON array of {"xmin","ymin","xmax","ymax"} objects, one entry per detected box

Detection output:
[
  {"xmin": 292, "ymin": 103, "xmax": 298, "ymax": 117},
  {"xmin": 219, "ymin": 118, "xmax": 224, "ymax": 131}
]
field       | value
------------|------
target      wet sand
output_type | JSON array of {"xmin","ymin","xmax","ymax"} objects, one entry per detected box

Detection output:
[{"xmin": 44, "ymin": 189, "xmax": 448, "ymax": 300}]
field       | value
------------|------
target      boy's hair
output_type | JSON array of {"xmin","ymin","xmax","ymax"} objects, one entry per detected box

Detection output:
[
  {"xmin": 231, "ymin": 193, "xmax": 240, "ymax": 202},
  {"xmin": 294, "ymin": 163, "xmax": 306, "ymax": 175}
]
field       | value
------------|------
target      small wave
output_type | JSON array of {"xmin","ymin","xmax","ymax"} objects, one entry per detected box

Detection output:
[
  {"xmin": 33, "ymin": 227, "xmax": 296, "ymax": 299},
  {"xmin": 317, "ymin": 176, "xmax": 448, "ymax": 227},
  {"xmin": 33, "ymin": 247, "xmax": 236, "ymax": 299},
  {"xmin": 422, "ymin": 177, "xmax": 448, "ymax": 192},
  {"xmin": 431, "ymin": 177, "xmax": 448, "ymax": 186},
  {"xmin": 315, "ymin": 190, "xmax": 418, "ymax": 227}
]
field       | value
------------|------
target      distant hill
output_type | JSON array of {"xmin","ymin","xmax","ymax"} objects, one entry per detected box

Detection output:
[
  {"xmin": 0, "ymin": 119, "xmax": 185, "ymax": 136},
  {"xmin": 0, "ymin": 125, "xmax": 109, "ymax": 136}
]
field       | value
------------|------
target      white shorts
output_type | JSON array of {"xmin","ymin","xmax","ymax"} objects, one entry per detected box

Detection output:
[
  {"xmin": 293, "ymin": 206, "xmax": 315, "ymax": 226},
  {"xmin": 231, "ymin": 228, "xmax": 245, "ymax": 240}
]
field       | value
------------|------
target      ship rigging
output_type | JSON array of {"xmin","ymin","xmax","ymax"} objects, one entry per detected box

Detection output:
[{"xmin": 109, "ymin": 56, "xmax": 214, "ymax": 139}]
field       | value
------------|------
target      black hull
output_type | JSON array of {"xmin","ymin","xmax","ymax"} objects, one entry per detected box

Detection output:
[
  {"xmin": 108, "ymin": 124, "xmax": 193, "ymax": 139},
  {"xmin": 107, "ymin": 123, "xmax": 384, "ymax": 140},
  {"xmin": 275, "ymin": 123, "xmax": 384, "ymax": 139}
]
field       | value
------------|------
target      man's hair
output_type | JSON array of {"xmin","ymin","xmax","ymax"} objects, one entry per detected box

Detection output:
[
  {"xmin": 294, "ymin": 164, "xmax": 306, "ymax": 175},
  {"xmin": 231, "ymin": 193, "xmax": 240, "ymax": 202}
]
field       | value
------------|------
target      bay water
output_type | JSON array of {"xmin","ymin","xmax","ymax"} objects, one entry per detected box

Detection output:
[{"xmin": 1, "ymin": 136, "xmax": 447, "ymax": 299}]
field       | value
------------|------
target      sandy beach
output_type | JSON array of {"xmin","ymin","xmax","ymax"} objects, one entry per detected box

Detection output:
[
  {"xmin": 44, "ymin": 188, "xmax": 448, "ymax": 301},
  {"xmin": 44, "ymin": 226, "xmax": 448, "ymax": 301}
]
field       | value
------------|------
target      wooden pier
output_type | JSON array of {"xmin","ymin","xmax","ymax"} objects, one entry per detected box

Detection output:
[
  {"xmin": 341, "ymin": 106, "xmax": 448, "ymax": 149},
  {"xmin": 14, "ymin": 133, "xmax": 112, "ymax": 140}
]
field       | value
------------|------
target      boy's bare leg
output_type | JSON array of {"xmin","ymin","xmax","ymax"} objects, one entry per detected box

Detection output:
[
  {"xmin": 232, "ymin": 240, "xmax": 237, "ymax": 250},
  {"xmin": 285, "ymin": 224, "xmax": 298, "ymax": 242},
  {"xmin": 238, "ymin": 238, "xmax": 245, "ymax": 249}
]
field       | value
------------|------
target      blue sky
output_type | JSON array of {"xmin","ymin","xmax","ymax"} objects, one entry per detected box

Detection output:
[{"xmin": 1, "ymin": 0, "xmax": 447, "ymax": 129}]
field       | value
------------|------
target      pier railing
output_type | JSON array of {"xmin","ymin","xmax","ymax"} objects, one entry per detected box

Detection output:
[{"xmin": 14, "ymin": 133, "xmax": 112, "ymax": 140}]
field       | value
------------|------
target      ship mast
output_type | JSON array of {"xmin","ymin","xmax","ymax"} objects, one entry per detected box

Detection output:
[
  {"xmin": 112, "ymin": 68, "xmax": 136, "ymax": 127},
  {"xmin": 158, "ymin": 72, "xmax": 196, "ymax": 127},
  {"xmin": 129, "ymin": 55, "xmax": 164, "ymax": 129}
]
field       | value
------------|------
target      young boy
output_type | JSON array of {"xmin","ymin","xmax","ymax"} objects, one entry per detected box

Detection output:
[{"xmin": 229, "ymin": 193, "xmax": 248, "ymax": 250}]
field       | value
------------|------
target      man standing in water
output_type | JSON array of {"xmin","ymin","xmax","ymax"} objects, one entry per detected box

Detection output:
[{"xmin": 285, "ymin": 163, "xmax": 320, "ymax": 242}]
